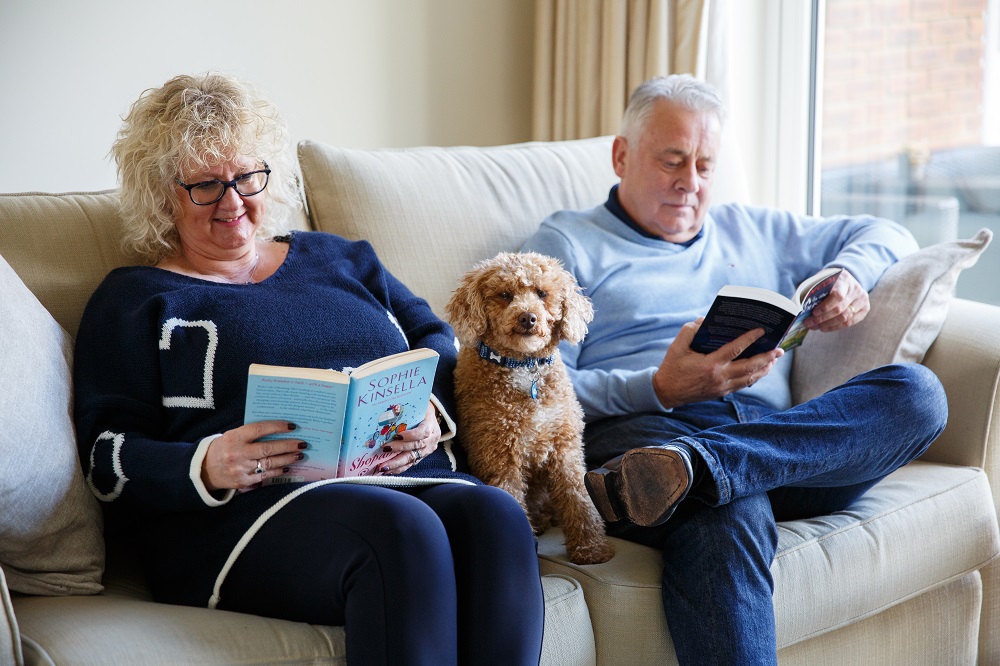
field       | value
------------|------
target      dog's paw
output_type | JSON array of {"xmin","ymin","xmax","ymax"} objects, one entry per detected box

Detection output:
[
  {"xmin": 527, "ymin": 506, "xmax": 555, "ymax": 535},
  {"xmin": 567, "ymin": 538, "xmax": 615, "ymax": 565}
]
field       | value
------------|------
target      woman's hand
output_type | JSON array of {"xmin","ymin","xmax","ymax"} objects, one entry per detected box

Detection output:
[
  {"xmin": 377, "ymin": 403, "xmax": 441, "ymax": 475},
  {"xmin": 202, "ymin": 421, "xmax": 307, "ymax": 491}
]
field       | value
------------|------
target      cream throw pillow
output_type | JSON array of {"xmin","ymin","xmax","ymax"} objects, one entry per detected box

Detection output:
[
  {"xmin": 0, "ymin": 252, "xmax": 104, "ymax": 595},
  {"xmin": 791, "ymin": 229, "xmax": 993, "ymax": 404}
]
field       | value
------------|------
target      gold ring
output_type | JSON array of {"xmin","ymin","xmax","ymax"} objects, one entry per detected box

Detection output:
[{"xmin": 849, "ymin": 304, "xmax": 856, "ymax": 315}]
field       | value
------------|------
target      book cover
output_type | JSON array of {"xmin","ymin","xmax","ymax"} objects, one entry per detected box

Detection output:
[
  {"xmin": 338, "ymin": 349, "xmax": 440, "ymax": 477},
  {"xmin": 689, "ymin": 268, "xmax": 843, "ymax": 359},
  {"xmin": 244, "ymin": 365, "xmax": 350, "ymax": 483},
  {"xmin": 243, "ymin": 348, "xmax": 439, "ymax": 483}
]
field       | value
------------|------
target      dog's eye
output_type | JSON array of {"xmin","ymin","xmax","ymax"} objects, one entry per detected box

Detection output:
[
  {"xmin": 497, "ymin": 291, "xmax": 513, "ymax": 302},
  {"xmin": 536, "ymin": 289, "xmax": 548, "ymax": 299}
]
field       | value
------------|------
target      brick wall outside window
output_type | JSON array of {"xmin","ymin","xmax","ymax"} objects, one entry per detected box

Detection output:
[{"xmin": 822, "ymin": 0, "xmax": 987, "ymax": 170}]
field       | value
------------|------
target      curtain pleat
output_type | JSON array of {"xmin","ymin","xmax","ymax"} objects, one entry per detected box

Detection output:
[{"xmin": 533, "ymin": 0, "xmax": 712, "ymax": 142}]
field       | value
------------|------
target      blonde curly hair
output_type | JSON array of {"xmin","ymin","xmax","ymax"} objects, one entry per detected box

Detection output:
[{"xmin": 111, "ymin": 72, "xmax": 302, "ymax": 263}]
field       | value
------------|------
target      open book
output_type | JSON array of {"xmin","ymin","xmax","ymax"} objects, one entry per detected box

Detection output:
[
  {"xmin": 244, "ymin": 348, "xmax": 439, "ymax": 483},
  {"xmin": 689, "ymin": 267, "xmax": 843, "ymax": 359}
]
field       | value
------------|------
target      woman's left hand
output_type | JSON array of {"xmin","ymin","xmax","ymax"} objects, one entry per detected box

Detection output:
[{"xmin": 377, "ymin": 402, "xmax": 441, "ymax": 474}]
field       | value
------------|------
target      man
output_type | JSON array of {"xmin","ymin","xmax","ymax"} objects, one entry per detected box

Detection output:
[{"xmin": 521, "ymin": 74, "xmax": 947, "ymax": 665}]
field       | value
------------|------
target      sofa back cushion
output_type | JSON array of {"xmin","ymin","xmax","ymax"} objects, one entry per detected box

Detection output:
[
  {"xmin": 0, "ymin": 192, "xmax": 134, "ymax": 338},
  {"xmin": 0, "ymin": 192, "xmax": 313, "ymax": 338},
  {"xmin": 297, "ymin": 137, "xmax": 620, "ymax": 316}
]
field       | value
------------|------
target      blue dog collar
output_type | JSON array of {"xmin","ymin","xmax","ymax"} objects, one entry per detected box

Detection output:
[{"xmin": 476, "ymin": 341, "xmax": 553, "ymax": 369}]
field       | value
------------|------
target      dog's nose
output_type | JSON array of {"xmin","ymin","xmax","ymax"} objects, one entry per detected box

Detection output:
[{"xmin": 518, "ymin": 312, "xmax": 537, "ymax": 329}]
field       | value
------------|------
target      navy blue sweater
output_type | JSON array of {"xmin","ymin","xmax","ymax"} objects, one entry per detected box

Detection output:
[{"xmin": 74, "ymin": 231, "xmax": 474, "ymax": 607}]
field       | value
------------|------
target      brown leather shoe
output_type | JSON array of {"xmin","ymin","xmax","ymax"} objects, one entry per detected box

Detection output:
[{"xmin": 585, "ymin": 445, "xmax": 693, "ymax": 527}]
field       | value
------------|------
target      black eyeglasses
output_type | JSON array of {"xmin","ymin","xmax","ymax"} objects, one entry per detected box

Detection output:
[{"xmin": 175, "ymin": 163, "xmax": 271, "ymax": 205}]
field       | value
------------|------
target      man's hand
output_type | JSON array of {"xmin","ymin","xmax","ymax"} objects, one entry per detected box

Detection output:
[
  {"xmin": 804, "ymin": 270, "xmax": 869, "ymax": 332},
  {"xmin": 652, "ymin": 318, "xmax": 784, "ymax": 409}
]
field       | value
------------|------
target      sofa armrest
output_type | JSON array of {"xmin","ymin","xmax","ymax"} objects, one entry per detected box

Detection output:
[
  {"xmin": 920, "ymin": 298, "xmax": 1000, "ymax": 471},
  {"xmin": 0, "ymin": 567, "xmax": 24, "ymax": 666}
]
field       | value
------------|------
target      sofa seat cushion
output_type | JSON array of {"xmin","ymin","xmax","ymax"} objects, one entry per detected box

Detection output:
[
  {"xmin": 13, "ymin": 574, "xmax": 594, "ymax": 666},
  {"xmin": 13, "ymin": 593, "xmax": 347, "ymax": 666},
  {"xmin": 538, "ymin": 461, "xmax": 999, "ymax": 664}
]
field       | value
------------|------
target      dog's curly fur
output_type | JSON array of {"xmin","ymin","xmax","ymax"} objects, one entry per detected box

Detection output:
[{"xmin": 445, "ymin": 251, "xmax": 614, "ymax": 565}]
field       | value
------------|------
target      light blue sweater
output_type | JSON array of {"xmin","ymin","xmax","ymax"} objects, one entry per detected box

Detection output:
[{"xmin": 522, "ymin": 189, "xmax": 917, "ymax": 419}]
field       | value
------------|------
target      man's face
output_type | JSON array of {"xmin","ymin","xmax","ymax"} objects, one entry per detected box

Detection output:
[{"xmin": 612, "ymin": 99, "xmax": 720, "ymax": 243}]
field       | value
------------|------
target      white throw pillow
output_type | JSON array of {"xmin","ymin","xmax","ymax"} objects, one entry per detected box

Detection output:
[
  {"xmin": 791, "ymin": 229, "xmax": 993, "ymax": 404},
  {"xmin": 0, "ymin": 252, "xmax": 104, "ymax": 595}
]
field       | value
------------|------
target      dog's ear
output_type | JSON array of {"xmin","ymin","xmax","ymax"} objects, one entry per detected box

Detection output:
[
  {"xmin": 445, "ymin": 267, "xmax": 490, "ymax": 346},
  {"xmin": 557, "ymin": 280, "xmax": 595, "ymax": 345}
]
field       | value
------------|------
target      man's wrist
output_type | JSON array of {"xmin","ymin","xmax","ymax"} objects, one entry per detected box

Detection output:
[{"xmin": 652, "ymin": 371, "xmax": 679, "ymax": 410}]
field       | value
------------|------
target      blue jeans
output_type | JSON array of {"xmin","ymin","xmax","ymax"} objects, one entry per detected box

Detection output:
[{"xmin": 584, "ymin": 363, "xmax": 947, "ymax": 666}]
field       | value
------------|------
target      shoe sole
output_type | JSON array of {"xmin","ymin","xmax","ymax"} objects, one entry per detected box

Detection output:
[{"xmin": 617, "ymin": 448, "xmax": 691, "ymax": 527}]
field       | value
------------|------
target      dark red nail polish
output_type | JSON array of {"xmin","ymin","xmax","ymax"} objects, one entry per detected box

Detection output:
[
  {"xmin": 298, "ymin": 441, "xmax": 308, "ymax": 449},
  {"xmin": 287, "ymin": 422, "xmax": 297, "ymax": 430},
  {"xmin": 294, "ymin": 453, "xmax": 304, "ymax": 461},
  {"xmin": 382, "ymin": 446, "xmax": 393, "ymax": 452}
]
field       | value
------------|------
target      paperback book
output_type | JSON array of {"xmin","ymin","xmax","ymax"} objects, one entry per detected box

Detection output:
[
  {"xmin": 244, "ymin": 348, "xmax": 439, "ymax": 483},
  {"xmin": 689, "ymin": 267, "xmax": 843, "ymax": 359}
]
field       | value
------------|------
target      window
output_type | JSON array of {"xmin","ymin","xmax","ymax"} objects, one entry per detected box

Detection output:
[{"xmin": 817, "ymin": 0, "xmax": 999, "ymax": 305}]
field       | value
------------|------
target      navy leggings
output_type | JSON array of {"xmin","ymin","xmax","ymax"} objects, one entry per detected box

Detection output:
[{"xmin": 219, "ymin": 482, "xmax": 544, "ymax": 665}]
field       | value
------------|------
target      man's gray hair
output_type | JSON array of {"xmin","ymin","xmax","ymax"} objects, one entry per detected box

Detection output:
[{"xmin": 619, "ymin": 74, "xmax": 726, "ymax": 141}]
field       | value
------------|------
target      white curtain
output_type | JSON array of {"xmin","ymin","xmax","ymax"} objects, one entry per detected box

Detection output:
[{"xmin": 533, "ymin": 0, "xmax": 748, "ymax": 202}]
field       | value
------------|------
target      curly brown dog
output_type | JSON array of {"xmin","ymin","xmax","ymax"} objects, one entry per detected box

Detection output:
[{"xmin": 445, "ymin": 251, "xmax": 614, "ymax": 565}]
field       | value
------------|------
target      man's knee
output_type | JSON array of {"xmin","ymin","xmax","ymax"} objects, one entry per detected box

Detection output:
[
  {"xmin": 850, "ymin": 364, "xmax": 947, "ymax": 463},
  {"xmin": 879, "ymin": 363, "xmax": 947, "ymax": 434}
]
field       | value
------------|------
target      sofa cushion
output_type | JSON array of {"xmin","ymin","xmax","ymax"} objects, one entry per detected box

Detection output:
[
  {"xmin": 13, "ymin": 574, "xmax": 594, "ymax": 666},
  {"xmin": 0, "ymin": 252, "xmax": 104, "ymax": 595},
  {"xmin": 298, "ymin": 137, "xmax": 619, "ymax": 317},
  {"xmin": 538, "ymin": 461, "xmax": 999, "ymax": 664},
  {"xmin": 792, "ymin": 229, "xmax": 992, "ymax": 404},
  {"xmin": 0, "ymin": 191, "xmax": 131, "ymax": 338}
]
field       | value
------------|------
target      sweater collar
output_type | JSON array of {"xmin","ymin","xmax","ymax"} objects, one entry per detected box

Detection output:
[
  {"xmin": 604, "ymin": 184, "xmax": 704, "ymax": 247},
  {"xmin": 476, "ymin": 341, "xmax": 553, "ymax": 369}
]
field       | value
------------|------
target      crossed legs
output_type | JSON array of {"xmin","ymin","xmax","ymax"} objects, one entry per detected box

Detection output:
[{"xmin": 584, "ymin": 363, "xmax": 948, "ymax": 664}]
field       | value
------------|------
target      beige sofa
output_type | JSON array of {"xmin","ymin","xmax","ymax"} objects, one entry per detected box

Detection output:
[{"xmin": 1, "ymin": 136, "xmax": 999, "ymax": 665}]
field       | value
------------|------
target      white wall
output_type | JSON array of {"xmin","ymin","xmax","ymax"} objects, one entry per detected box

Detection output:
[{"xmin": 0, "ymin": 0, "xmax": 535, "ymax": 193}]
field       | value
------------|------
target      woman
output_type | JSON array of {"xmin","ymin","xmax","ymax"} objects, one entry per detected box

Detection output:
[{"xmin": 74, "ymin": 72, "xmax": 544, "ymax": 665}]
